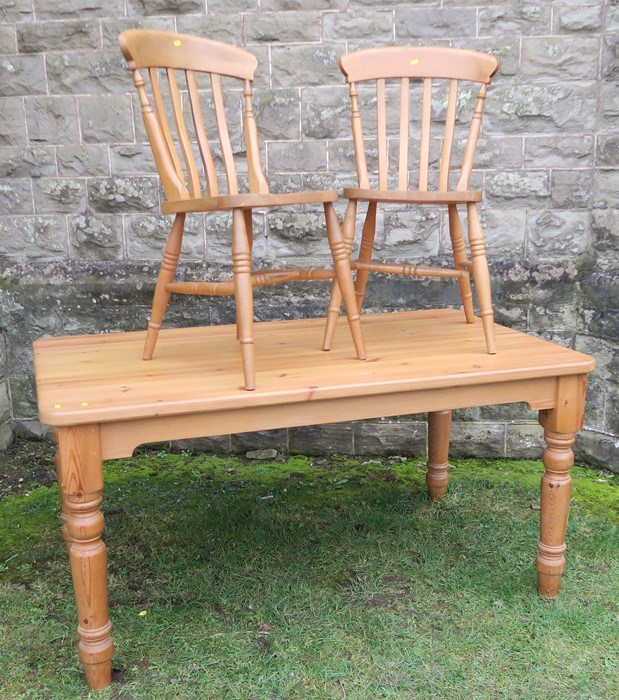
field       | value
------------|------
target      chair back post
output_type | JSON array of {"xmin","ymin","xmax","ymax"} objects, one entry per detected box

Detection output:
[
  {"xmin": 243, "ymin": 80, "xmax": 269, "ymax": 194},
  {"xmin": 347, "ymin": 81, "xmax": 370, "ymax": 189},
  {"xmin": 456, "ymin": 83, "xmax": 488, "ymax": 192}
]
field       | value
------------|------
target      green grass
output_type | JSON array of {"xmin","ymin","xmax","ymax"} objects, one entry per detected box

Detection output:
[{"xmin": 0, "ymin": 451, "xmax": 618, "ymax": 699}]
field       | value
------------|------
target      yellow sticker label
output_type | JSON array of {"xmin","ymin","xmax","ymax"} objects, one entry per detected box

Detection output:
[
  {"xmin": 81, "ymin": 402, "xmax": 89, "ymax": 407},
  {"xmin": 410, "ymin": 59, "xmax": 419, "ymax": 66},
  {"xmin": 173, "ymin": 39, "xmax": 182, "ymax": 47},
  {"xmin": 54, "ymin": 403, "xmax": 62, "ymax": 409}
]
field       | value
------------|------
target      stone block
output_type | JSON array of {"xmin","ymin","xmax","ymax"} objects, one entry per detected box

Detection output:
[
  {"xmin": 0, "ymin": 180, "xmax": 33, "ymax": 216},
  {"xmin": 268, "ymin": 141, "xmax": 327, "ymax": 174},
  {"xmin": 11, "ymin": 419, "xmax": 52, "ymax": 441},
  {"xmin": 573, "ymin": 430, "xmax": 619, "ymax": 472},
  {"xmin": 57, "ymin": 146, "xmax": 110, "ymax": 177},
  {"xmin": 354, "ymin": 420, "xmax": 427, "ymax": 457},
  {"xmin": 576, "ymin": 335, "xmax": 619, "ymax": 382},
  {"xmin": 323, "ymin": 10, "xmax": 393, "ymax": 41},
  {"xmin": 17, "ymin": 20, "xmax": 100, "ymax": 53},
  {"xmin": 594, "ymin": 170, "xmax": 619, "ymax": 209},
  {"xmin": 0, "ymin": 417, "xmax": 11, "ymax": 449},
  {"xmin": 601, "ymin": 32, "xmax": 619, "ymax": 81},
  {"xmin": 102, "ymin": 17, "xmax": 177, "ymax": 49},
  {"xmin": 0, "ymin": 147, "xmax": 55, "ymax": 179},
  {"xmin": 0, "ymin": 56, "xmax": 46, "ymax": 97},
  {"xmin": 609, "ymin": 6, "xmax": 619, "ymax": 32},
  {"xmin": 25, "ymin": 96, "xmax": 80, "ymax": 146},
  {"xmin": 485, "ymin": 171, "xmax": 549, "ymax": 207},
  {"xmin": 582, "ymin": 372, "xmax": 607, "ymax": 433},
  {"xmin": 46, "ymin": 52, "xmax": 129, "ymax": 95},
  {"xmin": 450, "ymin": 422, "xmax": 506, "ymax": 459},
  {"xmin": 522, "ymin": 36, "xmax": 599, "ymax": 80},
  {"xmin": 87, "ymin": 177, "xmax": 160, "ymax": 213},
  {"xmin": 289, "ymin": 422, "xmax": 354, "ymax": 455},
  {"xmin": 350, "ymin": 0, "xmax": 409, "ymax": 5},
  {"xmin": 254, "ymin": 90, "xmax": 300, "ymax": 141},
  {"xmin": 231, "ymin": 429, "xmax": 287, "ymax": 454},
  {"xmin": 550, "ymin": 170, "xmax": 592, "ymax": 209},
  {"xmin": 208, "ymin": 0, "xmax": 256, "ymax": 11},
  {"xmin": 484, "ymin": 83, "xmax": 596, "ymax": 134},
  {"xmin": 480, "ymin": 403, "xmax": 534, "ymax": 422},
  {"xmin": 69, "ymin": 212, "xmax": 124, "ymax": 261},
  {"xmin": 506, "ymin": 423, "xmax": 544, "ymax": 460},
  {"xmin": 261, "ymin": 0, "xmax": 345, "ymax": 8},
  {"xmin": 301, "ymin": 87, "xmax": 349, "ymax": 139},
  {"xmin": 468, "ymin": 134, "xmax": 523, "ymax": 169},
  {"xmin": 271, "ymin": 45, "xmax": 344, "ymax": 88},
  {"xmin": 0, "ymin": 380, "xmax": 10, "ymax": 424},
  {"xmin": 596, "ymin": 134, "xmax": 619, "ymax": 168},
  {"xmin": 554, "ymin": 5, "xmax": 602, "ymax": 33},
  {"xmin": 477, "ymin": 208, "xmax": 526, "ymax": 259},
  {"xmin": 0, "ymin": 0, "xmax": 33, "ymax": 23},
  {"xmin": 0, "ymin": 27, "xmax": 16, "ymax": 55},
  {"xmin": 479, "ymin": 5, "xmax": 551, "ymax": 36},
  {"xmin": 396, "ymin": 8, "xmax": 476, "ymax": 39},
  {"xmin": 127, "ymin": 0, "xmax": 204, "ymax": 16},
  {"xmin": 378, "ymin": 207, "xmax": 441, "ymax": 258},
  {"xmin": 6, "ymin": 375, "xmax": 37, "ymax": 421},
  {"xmin": 599, "ymin": 83, "xmax": 619, "ymax": 130},
  {"xmin": 327, "ymin": 140, "xmax": 375, "ymax": 177},
  {"xmin": 245, "ymin": 12, "xmax": 320, "ymax": 43},
  {"xmin": 592, "ymin": 208, "xmax": 619, "ymax": 261},
  {"xmin": 524, "ymin": 135, "xmax": 594, "ymax": 168},
  {"xmin": 35, "ymin": 0, "xmax": 123, "ymax": 19},
  {"xmin": 110, "ymin": 145, "xmax": 157, "ymax": 176},
  {"xmin": 171, "ymin": 435, "xmax": 231, "ymax": 454},
  {"xmin": 0, "ymin": 216, "xmax": 67, "ymax": 258},
  {"xmin": 457, "ymin": 40, "xmax": 519, "ymax": 77},
  {"xmin": 79, "ymin": 94, "xmax": 134, "ymax": 144},
  {"xmin": 125, "ymin": 213, "xmax": 204, "ymax": 261},
  {"xmin": 0, "ymin": 98, "xmax": 27, "ymax": 147},
  {"xmin": 265, "ymin": 209, "xmax": 330, "ymax": 259},
  {"xmin": 33, "ymin": 178, "xmax": 86, "ymax": 215},
  {"xmin": 176, "ymin": 15, "xmax": 241, "ymax": 43}
]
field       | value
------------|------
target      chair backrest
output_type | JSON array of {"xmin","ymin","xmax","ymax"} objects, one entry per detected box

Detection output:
[
  {"xmin": 119, "ymin": 29, "xmax": 269, "ymax": 203},
  {"xmin": 339, "ymin": 46, "xmax": 499, "ymax": 193}
]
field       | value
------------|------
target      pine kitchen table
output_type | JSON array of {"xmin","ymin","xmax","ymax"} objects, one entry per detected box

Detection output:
[{"xmin": 33, "ymin": 309, "xmax": 595, "ymax": 690}]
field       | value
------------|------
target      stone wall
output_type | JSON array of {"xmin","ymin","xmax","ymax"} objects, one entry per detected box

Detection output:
[{"xmin": 0, "ymin": 1, "xmax": 617, "ymax": 470}]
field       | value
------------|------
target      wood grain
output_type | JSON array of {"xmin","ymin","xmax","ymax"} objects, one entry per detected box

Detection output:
[{"xmin": 34, "ymin": 310, "xmax": 595, "ymax": 428}]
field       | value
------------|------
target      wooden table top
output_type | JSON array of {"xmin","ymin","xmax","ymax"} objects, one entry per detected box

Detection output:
[{"xmin": 33, "ymin": 309, "xmax": 595, "ymax": 427}]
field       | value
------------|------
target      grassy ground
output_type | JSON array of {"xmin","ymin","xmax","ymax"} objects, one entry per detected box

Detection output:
[{"xmin": 0, "ymin": 445, "xmax": 617, "ymax": 700}]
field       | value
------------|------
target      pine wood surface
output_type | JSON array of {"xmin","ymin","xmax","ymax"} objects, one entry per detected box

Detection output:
[{"xmin": 34, "ymin": 310, "xmax": 595, "ymax": 428}]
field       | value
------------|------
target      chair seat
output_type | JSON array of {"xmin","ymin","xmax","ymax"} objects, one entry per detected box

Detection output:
[
  {"xmin": 162, "ymin": 190, "xmax": 338, "ymax": 214},
  {"xmin": 343, "ymin": 188, "xmax": 483, "ymax": 204}
]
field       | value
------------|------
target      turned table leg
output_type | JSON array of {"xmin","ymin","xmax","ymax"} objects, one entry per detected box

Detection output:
[
  {"xmin": 536, "ymin": 375, "xmax": 587, "ymax": 599},
  {"xmin": 56, "ymin": 425, "xmax": 114, "ymax": 690},
  {"xmin": 426, "ymin": 410, "xmax": 452, "ymax": 501}
]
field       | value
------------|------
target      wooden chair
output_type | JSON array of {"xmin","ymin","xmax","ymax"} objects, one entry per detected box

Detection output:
[
  {"xmin": 322, "ymin": 46, "xmax": 499, "ymax": 355},
  {"xmin": 119, "ymin": 29, "xmax": 365, "ymax": 390}
]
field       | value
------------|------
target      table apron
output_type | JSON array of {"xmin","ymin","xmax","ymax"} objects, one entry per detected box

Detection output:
[{"xmin": 99, "ymin": 376, "xmax": 558, "ymax": 460}]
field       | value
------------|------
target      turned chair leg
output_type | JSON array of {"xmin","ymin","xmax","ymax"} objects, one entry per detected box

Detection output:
[
  {"xmin": 324, "ymin": 202, "xmax": 366, "ymax": 360},
  {"xmin": 56, "ymin": 426, "xmax": 114, "ymax": 691},
  {"xmin": 354, "ymin": 201, "xmax": 378, "ymax": 311},
  {"xmin": 426, "ymin": 410, "xmax": 452, "ymax": 501},
  {"xmin": 323, "ymin": 200, "xmax": 357, "ymax": 351},
  {"xmin": 467, "ymin": 203, "xmax": 496, "ymax": 354},
  {"xmin": 448, "ymin": 205, "xmax": 474, "ymax": 324},
  {"xmin": 232, "ymin": 209, "xmax": 256, "ymax": 391},
  {"xmin": 143, "ymin": 213, "xmax": 186, "ymax": 361}
]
